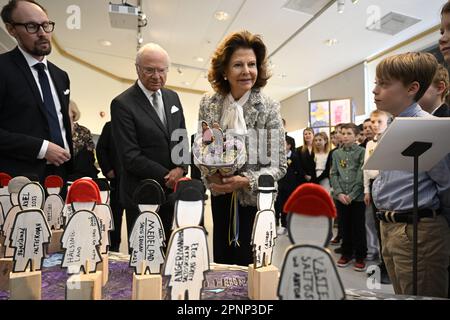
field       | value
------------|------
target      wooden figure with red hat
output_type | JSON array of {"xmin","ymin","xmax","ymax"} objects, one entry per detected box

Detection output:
[
  {"xmin": 277, "ymin": 183, "xmax": 345, "ymax": 300},
  {"xmin": 248, "ymin": 175, "xmax": 279, "ymax": 300},
  {"xmin": 162, "ymin": 179, "xmax": 210, "ymax": 300},
  {"xmin": 8, "ymin": 182, "xmax": 51, "ymax": 300},
  {"xmin": 43, "ymin": 175, "xmax": 65, "ymax": 254},
  {"xmin": 62, "ymin": 178, "xmax": 103, "ymax": 300},
  {"xmin": 129, "ymin": 179, "xmax": 166, "ymax": 300},
  {"xmin": 0, "ymin": 176, "xmax": 30, "ymax": 290}
]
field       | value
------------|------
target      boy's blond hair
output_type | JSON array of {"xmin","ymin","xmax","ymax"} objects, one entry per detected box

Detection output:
[
  {"xmin": 370, "ymin": 109, "xmax": 390, "ymax": 119},
  {"xmin": 376, "ymin": 52, "xmax": 438, "ymax": 102},
  {"xmin": 431, "ymin": 64, "xmax": 450, "ymax": 100}
]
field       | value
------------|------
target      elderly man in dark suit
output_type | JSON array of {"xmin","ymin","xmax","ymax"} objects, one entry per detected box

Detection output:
[
  {"xmin": 0, "ymin": 0, "xmax": 72, "ymax": 184},
  {"xmin": 111, "ymin": 43, "xmax": 188, "ymax": 242}
]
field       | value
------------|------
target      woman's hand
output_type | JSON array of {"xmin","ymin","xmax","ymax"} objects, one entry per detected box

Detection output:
[
  {"xmin": 210, "ymin": 175, "xmax": 250, "ymax": 194},
  {"xmin": 364, "ymin": 193, "xmax": 371, "ymax": 206}
]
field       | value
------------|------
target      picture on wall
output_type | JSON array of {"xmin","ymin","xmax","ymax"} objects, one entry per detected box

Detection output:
[
  {"xmin": 310, "ymin": 101, "xmax": 330, "ymax": 127},
  {"xmin": 309, "ymin": 98, "xmax": 353, "ymax": 136},
  {"xmin": 330, "ymin": 99, "xmax": 352, "ymax": 125}
]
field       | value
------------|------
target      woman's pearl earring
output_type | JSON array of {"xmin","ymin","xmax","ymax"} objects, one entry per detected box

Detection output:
[{"xmin": 224, "ymin": 76, "xmax": 227, "ymax": 80}]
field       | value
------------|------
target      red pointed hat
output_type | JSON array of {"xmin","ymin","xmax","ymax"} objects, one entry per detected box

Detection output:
[
  {"xmin": 45, "ymin": 175, "xmax": 63, "ymax": 188},
  {"xmin": 283, "ymin": 183, "xmax": 336, "ymax": 218},
  {"xmin": 66, "ymin": 178, "xmax": 101, "ymax": 204},
  {"xmin": 0, "ymin": 173, "xmax": 12, "ymax": 187}
]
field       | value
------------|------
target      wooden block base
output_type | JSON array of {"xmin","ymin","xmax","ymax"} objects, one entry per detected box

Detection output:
[
  {"xmin": 0, "ymin": 258, "xmax": 13, "ymax": 291},
  {"xmin": 47, "ymin": 229, "xmax": 64, "ymax": 254},
  {"xmin": 96, "ymin": 254, "xmax": 109, "ymax": 286},
  {"xmin": 132, "ymin": 273, "xmax": 162, "ymax": 300},
  {"xmin": 9, "ymin": 271, "xmax": 41, "ymax": 300},
  {"xmin": 247, "ymin": 264, "xmax": 279, "ymax": 300},
  {"xmin": 66, "ymin": 271, "xmax": 103, "ymax": 300}
]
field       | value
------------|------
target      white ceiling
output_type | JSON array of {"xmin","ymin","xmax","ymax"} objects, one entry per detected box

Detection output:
[{"xmin": 1, "ymin": 0, "xmax": 443, "ymax": 101}]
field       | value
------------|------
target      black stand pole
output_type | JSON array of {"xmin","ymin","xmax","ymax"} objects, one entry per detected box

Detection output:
[{"xmin": 401, "ymin": 141, "xmax": 432, "ymax": 296}]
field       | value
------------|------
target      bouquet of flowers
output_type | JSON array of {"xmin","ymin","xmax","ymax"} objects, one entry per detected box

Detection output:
[{"xmin": 193, "ymin": 122, "xmax": 246, "ymax": 177}]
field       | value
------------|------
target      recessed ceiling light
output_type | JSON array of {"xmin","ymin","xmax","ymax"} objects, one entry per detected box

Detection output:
[
  {"xmin": 99, "ymin": 40, "xmax": 112, "ymax": 47},
  {"xmin": 214, "ymin": 11, "xmax": 229, "ymax": 21},
  {"xmin": 337, "ymin": 0, "xmax": 345, "ymax": 13},
  {"xmin": 194, "ymin": 56, "xmax": 204, "ymax": 62},
  {"xmin": 182, "ymin": 81, "xmax": 191, "ymax": 86},
  {"xmin": 324, "ymin": 39, "xmax": 338, "ymax": 46}
]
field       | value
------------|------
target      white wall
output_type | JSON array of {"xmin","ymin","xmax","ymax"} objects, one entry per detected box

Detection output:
[
  {"xmin": 280, "ymin": 62, "xmax": 366, "ymax": 134},
  {"xmin": 310, "ymin": 63, "xmax": 366, "ymax": 117},
  {"xmin": 280, "ymin": 89, "xmax": 309, "ymax": 133}
]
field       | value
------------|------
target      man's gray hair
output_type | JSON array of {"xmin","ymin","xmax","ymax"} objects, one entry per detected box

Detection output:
[{"xmin": 136, "ymin": 43, "xmax": 171, "ymax": 66}]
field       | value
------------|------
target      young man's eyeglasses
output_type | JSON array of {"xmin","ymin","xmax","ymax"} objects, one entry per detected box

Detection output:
[
  {"xmin": 136, "ymin": 65, "xmax": 169, "ymax": 76},
  {"xmin": 11, "ymin": 21, "xmax": 55, "ymax": 34}
]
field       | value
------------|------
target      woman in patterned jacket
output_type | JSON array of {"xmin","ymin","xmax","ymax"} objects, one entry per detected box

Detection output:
[{"xmin": 197, "ymin": 30, "xmax": 287, "ymax": 266}]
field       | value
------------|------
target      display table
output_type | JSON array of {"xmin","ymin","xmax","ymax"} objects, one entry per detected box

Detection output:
[
  {"xmin": 0, "ymin": 253, "xmax": 248, "ymax": 300},
  {"xmin": 0, "ymin": 253, "xmax": 445, "ymax": 300}
]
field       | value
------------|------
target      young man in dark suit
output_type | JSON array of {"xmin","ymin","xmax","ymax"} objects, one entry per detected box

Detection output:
[
  {"xmin": 111, "ymin": 43, "xmax": 188, "ymax": 242},
  {"xmin": 0, "ymin": 0, "xmax": 72, "ymax": 184},
  {"xmin": 96, "ymin": 121, "xmax": 123, "ymax": 252}
]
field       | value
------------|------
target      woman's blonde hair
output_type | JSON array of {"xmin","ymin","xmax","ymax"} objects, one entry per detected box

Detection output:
[{"xmin": 313, "ymin": 132, "xmax": 330, "ymax": 153}]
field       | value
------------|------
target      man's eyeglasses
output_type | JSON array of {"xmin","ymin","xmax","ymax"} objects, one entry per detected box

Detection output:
[
  {"xmin": 11, "ymin": 21, "xmax": 55, "ymax": 34},
  {"xmin": 136, "ymin": 65, "xmax": 168, "ymax": 76}
]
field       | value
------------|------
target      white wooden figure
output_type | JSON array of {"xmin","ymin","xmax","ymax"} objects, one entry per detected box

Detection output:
[
  {"xmin": 9, "ymin": 182, "xmax": 50, "ymax": 272},
  {"xmin": 92, "ymin": 179, "xmax": 114, "ymax": 254},
  {"xmin": 2, "ymin": 177, "xmax": 32, "ymax": 257},
  {"xmin": 130, "ymin": 212, "xmax": 165, "ymax": 275},
  {"xmin": 11, "ymin": 210, "xmax": 51, "ymax": 272},
  {"xmin": 278, "ymin": 183, "xmax": 345, "ymax": 300},
  {"xmin": 129, "ymin": 179, "xmax": 166, "ymax": 275},
  {"xmin": 43, "ymin": 175, "xmax": 65, "ymax": 230},
  {"xmin": 251, "ymin": 209, "xmax": 277, "ymax": 269},
  {"xmin": 62, "ymin": 203, "xmax": 75, "ymax": 227},
  {"xmin": 172, "ymin": 179, "xmax": 205, "ymax": 228},
  {"xmin": 93, "ymin": 204, "xmax": 113, "ymax": 254},
  {"xmin": 62, "ymin": 179, "xmax": 102, "ymax": 274},
  {"xmin": 256, "ymin": 175, "xmax": 277, "ymax": 211},
  {"xmin": 163, "ymin": 226, "xmax": 210, "ymax": 300}
]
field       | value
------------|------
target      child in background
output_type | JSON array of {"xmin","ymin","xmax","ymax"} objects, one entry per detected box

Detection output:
[
  {"xmin": 363, "ymin": 110, "xmax": 391, "ymax": 283},
  {"xmin": 372, "ymin": 52, "xmax": 450, "ymax": 297},
  {"xmin": 296, "ymin": 127, "xmax": 316, "ymax": 183},
  {"xmin": 329, "ymin": 123, "xmax": 344, "ymax": 245},
  {"xmin": 313, "ymin": 132, "xmax": 331, "ymax": 192},
  {"xmin": 275, "ymin": 136, "xmax": 304, "ymax": 236},
  {"xmin": 330, "ymin": 123, "xmax": 367, "ymax": 271},
  {"xmin": 418, "ymin": 64, "xmax": 450, "ymax": 117}
]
